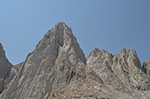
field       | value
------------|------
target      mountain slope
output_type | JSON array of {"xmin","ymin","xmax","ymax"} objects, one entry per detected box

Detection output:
[
  {"xmin": 0, "ymin": 22, "xmax": 150, "ymax": 99},
  {"xmin": 0, "ymin": 22, "xmax": 86, "ymax": 99},
  {"xmin": 49, "ymin": 48, "xmax": 150, "ymax": 99}
]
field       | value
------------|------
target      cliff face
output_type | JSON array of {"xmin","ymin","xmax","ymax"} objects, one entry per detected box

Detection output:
[
  {"xmin": 0, "ymin": 22, "xmax": 86, "ymax": 99},
  {"xmin": 0, "ymin": 22, "xmax": 150, "ymax": 99},
  {"xmin": 50, "ymin": 48, "xmax": 150, "ymax": 99},
  {"xmin": 0, "ymin": 43, "xmax": 12, "ymax": 94}
]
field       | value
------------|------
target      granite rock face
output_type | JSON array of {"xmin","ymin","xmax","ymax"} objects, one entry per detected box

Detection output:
[
  {"xmin": 0, "ymin": 44, "xmax": 12, "ymax": 79},
  {"xmin": 0, "ymin": 22, "xmax": 150, "ymax": 99},
  {"xmin": 0, "ymin": 22, "xmax": 86, "ymax": 99},
  {"xmin": 142, "ymin": 60, "xmax": 150, "ymax": 75},
  {"xmin": 0, "ymin": 43, "xmax": 12, "ymax": 93}
]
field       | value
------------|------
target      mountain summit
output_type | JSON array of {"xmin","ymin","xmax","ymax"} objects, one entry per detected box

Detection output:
[
  {"xmin": 0, "ymin": 22, "xmax": 86, "ymax": 99},
  {"xmin": 0, "ymin": 22, "xmax": 150, "ymax": 99}
]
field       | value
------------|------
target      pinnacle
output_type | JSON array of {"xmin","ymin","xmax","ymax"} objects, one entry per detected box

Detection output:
[
  {"xmin": 118, "ymin": 48, "xmax": 137, "ymax": 57},
  {"xmin": 44, "ymin": 22, "xmax": 71, "ymax": 40},
  {"xmin": 0, "ymin": 43, "xmax": 5, "ymax": 58},
  {"xmin": 0, "ymin": 43, "xmax": 3, "ymax": 49},
  {"xmin": 35, "ymin": 22, "xmax": 86, "ymax": 63},
  {"xmin": 1, "ymin": 23, "xmax": 150, "ymax": 99},
  {"xmin": 53, "ymin": 22, "xmax": 70, "ymax": 31},
  {"xmin": 56, "ymin": 22, "xmax": 66, "ymax": 26}
]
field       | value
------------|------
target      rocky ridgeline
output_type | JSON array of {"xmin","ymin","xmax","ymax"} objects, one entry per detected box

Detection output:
[{"xmin": 0, "ymin": 22, "xmax": 150, "ymax": 99}]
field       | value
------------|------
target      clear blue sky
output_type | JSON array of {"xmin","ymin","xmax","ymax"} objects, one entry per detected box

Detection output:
[{"xmin": 0, "ymin": 0, "xmax": 149, "ymax": 65}]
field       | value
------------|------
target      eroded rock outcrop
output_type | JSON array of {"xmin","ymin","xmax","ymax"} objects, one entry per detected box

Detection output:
[
  {"xmin": 0, "ymin": 22, "xmax": 86, "ymax": 99},
  {"xmin": 0, "ymin": 22, "xmax": 150, "ymax": 99},
  {"xmin": 52, "ymin": 48, "xmax": 150, "ymax": 99},
  {"xmin": 142, "ymin": 60, "xmax": 150, "ymax": 75}
]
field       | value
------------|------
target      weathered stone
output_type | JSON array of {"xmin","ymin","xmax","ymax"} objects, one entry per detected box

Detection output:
[
  {"xmin": 0, "ymin": 43, "xmax": 12, "ymax": 79},
  {"xmin": 0, "ymin": 43, "xmax": 12, "ymax": 94},
  {"xmin": 0, "ymin": 79, "xmax": 4, "ymax": 93},
  {"xmin": 0, "ymin": 22, "xmax": 86, "ymax": 99},
  {"xmin": 142, "ymin": 60, "xmax": 150, "ymax": 75},
  {"xmin": 0, "ymin": 22, "xmax": 150, "ymax": 99}
]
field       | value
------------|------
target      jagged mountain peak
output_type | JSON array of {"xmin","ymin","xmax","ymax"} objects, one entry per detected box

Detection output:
[
  {"xmin": 118, "ymin": 48, "xmax": 137, "ymax": 58},
  {"xmin": 0, "ymin": 43, "xmax": 3, "ymax": 49},
  {"xmin": 89, "ymin": 48, "xmax": 138, "ymax": 58},
  {"xmin": 44, "ymin": 22, "xmax": 72, "ymax": 40},
  {"xmin": 0, "ymin": 22, "xmax": 86, "ymax": 99},
  {"xmin": 36, "ymin": 22, "xmax": 85, "ymax": 62},
  {"xmin": 88, "ymin": 48, "xmax": 112, "ymax": 56},
  {"xmin": 1, "ymin": 23, "xmax": 150, "ymax": 99},
  {"xmin": 0, "ymin": 43, "xmax": 5, "ymax": 58},
  {"xmin": 88, "ymin": 48, "xmax": 141, "ymax": 69},
  {"xmin": 54, "ymin": 22, "xmax": 69, "ymax": 30},
  {"xmin": 118, "ymin": 48, "xmax": 141, "ymax": 68}
]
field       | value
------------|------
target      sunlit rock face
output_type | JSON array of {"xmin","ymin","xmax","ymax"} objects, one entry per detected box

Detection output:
[
  {"xmin": 0, "ymin": 22, "xmax": 86, "ymax": 99},
  {"xmin": 1, "ymin": 22, "xmax": 150, "ymax": 99}
]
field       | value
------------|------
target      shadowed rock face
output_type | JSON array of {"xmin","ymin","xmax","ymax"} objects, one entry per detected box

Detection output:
[
  {"xmin": 0, "ymin": 22, "xmax": 150, "ymax": 99},
  {"xmin": 142, "ymin": 61, "xmax": 150, "ymax": 75},
  {"xmin": 0, "ymin": 44, "xmax": 12, "ymax": 79},
  {"xmin": 0, "ymin": 43, "xmax": 12, "ymax": 94}
]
